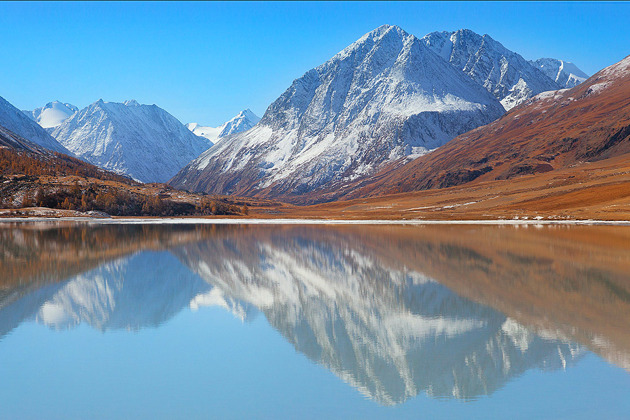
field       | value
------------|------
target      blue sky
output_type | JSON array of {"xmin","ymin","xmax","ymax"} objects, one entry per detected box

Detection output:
[{"xmin": 0, "ymin": 1, "xmax": 628, "ymax": 125}]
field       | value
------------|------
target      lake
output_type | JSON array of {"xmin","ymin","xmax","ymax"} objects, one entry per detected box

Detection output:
[{"xmin": 1, "ymin": 221, "xmax": 629, "ymax": 419}]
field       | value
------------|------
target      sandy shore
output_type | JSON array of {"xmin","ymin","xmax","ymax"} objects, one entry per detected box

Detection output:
[{"xmin": 1, "ymin": 216, "xmax": 630, "ymax": 226}]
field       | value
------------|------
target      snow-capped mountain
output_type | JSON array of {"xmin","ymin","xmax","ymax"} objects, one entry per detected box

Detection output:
[
  {"xmin": 531, "ymin": 58, "xmax": 589, "ymax": 89},
  {"xmin": 187, "ymin": 109, "xmax": 260, "ymax": 143},
  {"xmin": 0, "ymin": 96, "xmax": 71, "ymax": 154},
  {"xmin": 422, "ymin": 29, "xmax": 561, "ymax": 110},
  {"xmin": 23, "ymin": 100, "xmax": 78, "ymax": 129},
  {"xmin": 356, "ymin": 54, "xmax": 630, "ymax": 196},
  {"xmin": 51, "ymin": 99, "xmax": 213, "ymax": 183},
  {"xmin": 170, "ymin": 25, "xmax": 504, "ymax": 200},
  {"xmin": 0, "ymin": 124, "xmax": 49, "ymax": 154}
]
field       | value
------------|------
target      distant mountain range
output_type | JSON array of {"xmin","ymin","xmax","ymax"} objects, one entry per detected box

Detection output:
[
  {"xmin": 23, "ymin": 100, "xmax": 78, "ymax": 130},
  {"xmin": 1, "ymin": 24, "xmax": 607, "ymax": 209},
  {"xmin": 50, "ymin": 99, "xmax": 213, "ymax": 183},
  {"xmin": 169, "ymin": 26, "xmax": 592, "ymax": 201},
  {"xmin": 186, "ymin": 109, "xmax": 260, "ymax": 143},
  {"xmin": 0, "ymin": 96, "xmax": 71, "ymax": 154},
  {"xmin": 531, "ymin": 58, "xmax": 589, "ymax": 89}
]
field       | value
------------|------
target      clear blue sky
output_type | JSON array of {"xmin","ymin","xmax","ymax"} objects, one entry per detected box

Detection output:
[{"xmin": 1, "ymin": 1, "xmax": 628, "ymax": 126}]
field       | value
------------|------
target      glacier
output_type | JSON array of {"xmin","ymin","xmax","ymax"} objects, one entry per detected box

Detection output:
[{"xmin": 23, "ymin": 100, "xmax": 78, "ymax": 129}]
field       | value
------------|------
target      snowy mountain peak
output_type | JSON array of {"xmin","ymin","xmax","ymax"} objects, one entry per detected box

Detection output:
[
  {"xmin": 23, "ymin": 100, "xmax": 79, "ymax": 129},
  {"xmin": 218, "ymin": 109, "xmax": 260, "ymax": 137},
  {"xmin": 422, "ymin": 29, "xmax": 561, "ymax": 110},
  {"xmin": 186, "ymin": 109, "xmax": 260, "ymax": 144},
  {"xmin": 236, "ymin": 108, "xmax": 258, "ymax": 121},
  {"xmin": 0, "ymin": 96, "xmax": 71, "ymax": 154},
  {"xmin": 51, "ymin": 99, "xmax": 213, "ymax": 183},
  {"xmin": 171, "ymin": 25, "xmax": 504, "ymax": 200},
  {"xmin": 348, "ymin": 24, "xmax": 406, "ymax": 46},
  {"xmin": 532, "ymin": 58, "xmax": 589, "ymax": 88}
]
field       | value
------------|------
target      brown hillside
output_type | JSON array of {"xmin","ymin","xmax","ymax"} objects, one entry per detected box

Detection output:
[
  {"xmin": 0, "ymin": 124, "xmax": 280, "ymax": 216},
  {"xmin": 338, "ymin": 54, "xmax": 630, "ymax": 200}
]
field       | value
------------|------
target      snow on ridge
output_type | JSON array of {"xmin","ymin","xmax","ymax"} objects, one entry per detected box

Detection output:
[
  {"xmin": 186, "ymin": 109, "xmax": 260, "ymax": 144},
  {"xmin": 531, "ymin": 58, "xmax": 589, "ymax": 89},
  {"xmin": 51, "ymin": 99, "xmax": 213, "ymax": 183},
  {"xmin": 0, "ymin": 96, "xmax": 71, "ymax": 154},
  {"xmin": 23, "ymin": 100, "xmax": 79, "ymax": 129},
  {"xmin": 599, "ymin": 54, "xmax": 630, "ymax": 80},
  {"xmin": 172, "ymin": 24, "xmax": 505, "ymax": 197},
  {"xmin": 422, "ymin": 29, "xmax": 562, "ymax": 110}
]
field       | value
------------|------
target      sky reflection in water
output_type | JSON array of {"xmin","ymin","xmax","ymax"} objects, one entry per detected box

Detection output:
[{"xmin": 0, "ymin": 223, "xmax": 629, "ymax": 419}]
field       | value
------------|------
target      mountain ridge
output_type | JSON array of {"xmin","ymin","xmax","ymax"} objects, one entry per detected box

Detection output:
[
  {"xmin": 339, "ymin": 54, "xmax": 630, "ymax": 199},
  {"xmin": 170, "ymin": 24, "xmax": 505, "ymax": 200},
  {"xmin": 0, "ymin": 96, "xmax": 71, "ymax": 154},
  {"xmin": 23, "ymin": 100, "xmax": 78, "ymax": 129},
  {"xmin": 532, "ymin": 58, "xmax": 589, "ymax": 88},
  {"xmin": 421, "ymin": 29, "xmax": 563, "ymax": 110},
  {"xmin": 51, "ymin": 99, "xmax": 213, "ymax": 183},
  {"xmin": 187, "ymin": 108, "xmax": 260, "ymax": 143}
]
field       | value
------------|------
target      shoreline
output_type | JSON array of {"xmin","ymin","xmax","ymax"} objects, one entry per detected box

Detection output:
[{"xmin": 1, "ymin": 217, "xmax": 630, "ymax": 226}]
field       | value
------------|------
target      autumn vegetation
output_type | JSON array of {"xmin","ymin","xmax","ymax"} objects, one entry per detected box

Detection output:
[
  {"xmin": 0, "ymin": 148, "xmax": 133, "ymax": 182},
  {"xmin": 0, "ymin": 147, "xmax": 247, "ymax": 216}
]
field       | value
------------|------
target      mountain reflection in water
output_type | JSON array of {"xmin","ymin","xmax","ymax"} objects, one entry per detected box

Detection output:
[{"xmin": 1, "ymin": 222, "xmax": 629, "ymax": 405}]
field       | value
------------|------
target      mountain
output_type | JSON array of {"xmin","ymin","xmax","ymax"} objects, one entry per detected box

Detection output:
[
  {"xmin": 421, "ymin": 29, "xmax": 561, "ymax": 110},
  {"xmin": 51, "ymin": 99, "xmax": 213, "ymax": 183},
  {"xmin": 23, "ymin": 101, "xmax": 78, "ymax": 129},
  {"xmin": 346, "ymin": 54, "xmax": 630, "ymax": 197},
  {"xmin": 531, "ymin": 58, "xmax": 589, "ymax": 88},
  {"xmin": 0, "ymin": 124, "xmax": 49, "ymax": 153},
  {"xmin": 170, "ymin": 25, "xmax": 504, "ymax": 200},
  {"xmin": 187, "ymin": 109, "xmax": 260, "ymax": 143},
  {"xmin": 0, "ymin": 96, "xmax": 71, "ymax": 154}
]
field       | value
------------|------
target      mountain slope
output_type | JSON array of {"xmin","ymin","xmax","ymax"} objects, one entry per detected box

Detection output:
[
  {"xmin": 532, "ymin": 58, "xmax": 589, "ymax": 88},
  {"xmin": 51, "ymin": 99, "xmax": 213, "ymax": 183},
  {"xmin": 0, "ymin": 124, "xmax": 49, "ymax": 153},
  {"xmin": 345, "ymin": 54, "xmax": 630, "ymax": 198},
  {"xmin": 170, "ymin": 25, "xmax": 504, "ymax": 200},
  {"xmin": 23, "ymin": 101, "xmax": 78, "ymax": 129},
  {"xmin": 0, "ymin": 123, "xmax": 133, "ymax": 182},
  {"xmin": 422, "ymin": 29, "xmax": 561, "ymax": 110},
  {"xmin": 0, "ymin": 96, "xmax": 71, "ymax": 154},
  {"xmin": 187, "ymin": 109, "xmax": 260, "ymax": 143}
]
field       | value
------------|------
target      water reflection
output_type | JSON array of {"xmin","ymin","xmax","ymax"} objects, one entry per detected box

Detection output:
[{"xmin": 1, "ymin": 223, "xmax": 629, "ymax": 405}]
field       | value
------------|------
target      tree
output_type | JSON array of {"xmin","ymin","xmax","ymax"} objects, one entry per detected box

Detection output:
[
  {"xmin": 21, "ymin": 194, "xmax": 32, "ymax": 208},
  {"xmin": 35, "ymin": 188, "xmax": 44, "ymax": 207}
]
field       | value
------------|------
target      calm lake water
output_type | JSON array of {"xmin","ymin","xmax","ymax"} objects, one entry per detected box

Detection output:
[{"xmin": 1, "ymin": 222, "xmax": 629, "ymax": 419}]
